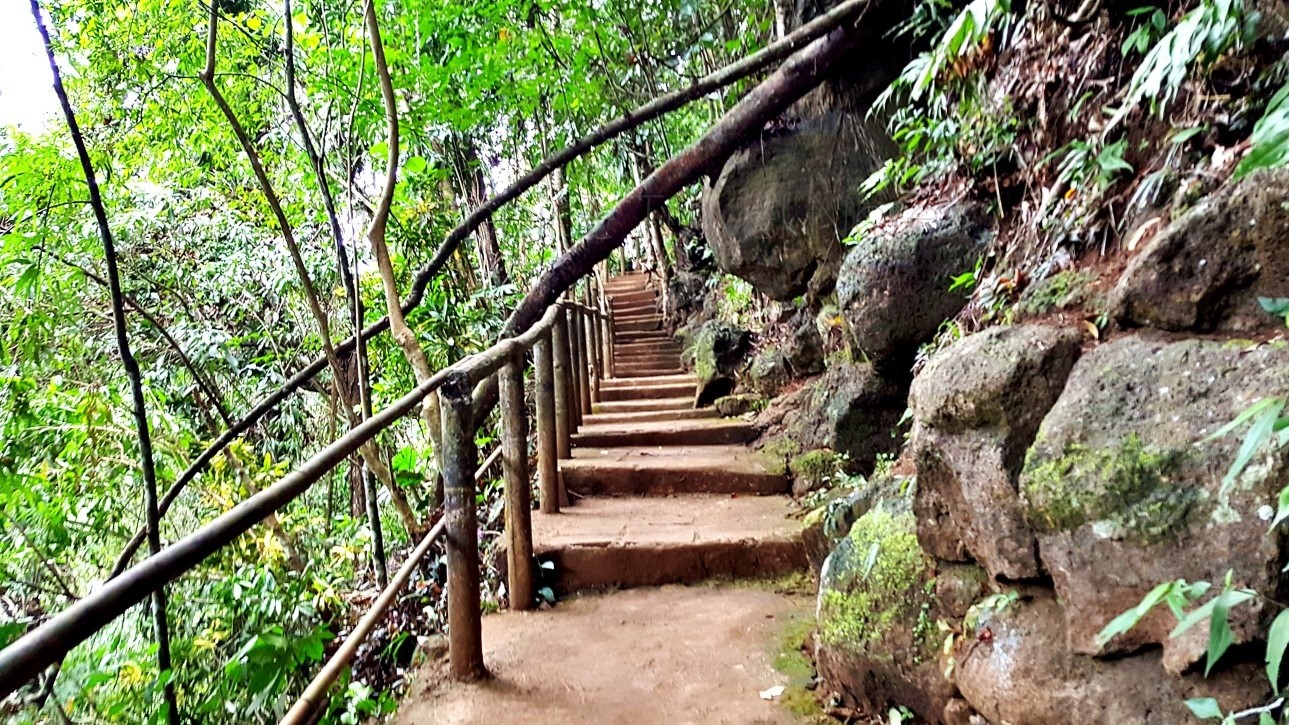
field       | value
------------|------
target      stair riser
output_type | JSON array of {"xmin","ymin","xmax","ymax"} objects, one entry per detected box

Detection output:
[
  {"xmin": 601, "ymin": 374, "xmax": 695, "ymax": 389},
  {"xmin": 583, "ymin": 408, "xmax": 715, "ymax": 425},
  {"xmin": 592, "ymin": 399, "xmax": 694, "ymax": 414},
  {"xmin": 609, "ymin": 291, "xmax": 657, "ymax": 306},
  {"xmin": 561, "ymin": 466, "xmax": 787, "ymax": 496},
  {"xmin": 615, "ymin": 319, "xmax": 662, "ymax": 333},
  {"xmin": 614, "ymin": 342, "xmax": 681, "ymax": 352},
  {"xmin": 614, "ymin": 364, "xmax": 684, "ymax": 375},
  {"xmin": 538, "ymin": 540, "xmax": 806, "ymax": 594},
  {"xmin": 571, "ymin": 425, "xmax": 756, "ymax": 447},
  {"xmin": 583, "ymin": 407, "xmax": 712, "ymax": 425},
  {"xmin": 614, "ymin": 353, "xmax": 682, "ymax": 363},
  {"xmin": 597, "ymin": 383, "xmax": 695, "ymax": 401},
  {"xmin": 615, "ymin": 333, "xmax": 671, "ymax": 345}
]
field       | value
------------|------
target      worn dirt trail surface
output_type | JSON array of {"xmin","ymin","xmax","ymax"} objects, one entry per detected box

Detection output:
[{"xmin": 397, "ymin": 585, "xmax": 811, "ymax": 725}]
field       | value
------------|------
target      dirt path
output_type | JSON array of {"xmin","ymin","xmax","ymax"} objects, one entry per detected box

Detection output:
[{"xmin": 397, "ymin": 584, "xmax": 812, "ymax": 724}]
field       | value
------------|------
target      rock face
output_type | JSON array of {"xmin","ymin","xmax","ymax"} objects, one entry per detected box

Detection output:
[
  {"xmin": 910, "ymin": 324, "xmax": 1083, "ymax": 579},
  {"xmin": 837, "ymin": 202, "xmax": 993, "ymax": 370},
  {"xmin": 1112, "ymin": 167, "xmax": 1289, "ymax": 333},
  {"xmin": 1020, "ymin": 335, "xmax": 1289, "ymax": 671},
  {"xmin": 816, "ymin": 505, "xmax": 956, "ymax": 720},
  {"xmin": 679, "ymin": 321, "xmax": 751, "ymax": 406},
  {"xmin": 756, "ymin": 361, "xmax": 905, "ymax": 471},
  {"xmin": 702, "ymin": 112, "xmax": 895, "ymax": 301},
  {"xmin": 955, "ymin": 594, "xmax": 1271, "ymax": 724},
  {"xmin": 783, "ymin": 310, "xmax": 826, "ymax": 377}
]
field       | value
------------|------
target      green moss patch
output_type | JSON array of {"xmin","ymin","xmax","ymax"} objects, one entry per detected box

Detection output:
[
  {"xmin": 1018, "ymin": 270, "xmax": 1095, "ymax": 316},
  {"xmin": 790, "ymin": 449, "xmax": 844, "ymax": 492},
  {"xmin": 819, "ymin": 509, "xmax": 935, "ymax": 652},
  {"xmin": 1022, "ymin": 434, "xmax": 1195, "ymax": 544}
]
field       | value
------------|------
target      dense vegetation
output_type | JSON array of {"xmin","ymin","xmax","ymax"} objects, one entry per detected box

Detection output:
[{"xmin": 0, "ymin": 0, "xmax": 773, "ymax": 720}]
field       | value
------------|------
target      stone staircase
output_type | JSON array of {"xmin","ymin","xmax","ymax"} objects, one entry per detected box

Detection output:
[{"xmin": 531, "ymin": 272, "xmax": 805, "ymax": 594}]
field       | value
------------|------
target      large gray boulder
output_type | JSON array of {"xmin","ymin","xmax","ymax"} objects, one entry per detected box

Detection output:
[
  {"xmin": 1020, "ymin": 335, "xmax": 1289, "ymax": 672},
  {"xmin": 756, "ymin": 361, "xmax": 906, "ymax": 472},
  {"xmin": 701, "ymin": 112, "xmax": 895, "ymax": 301},
  {"xmin": 955, "ymin": 593, "xmax": 1271, "ymax": 724},
  {"xmin": 1112, "ymin": 167, "xmax": 1289, "ymax": 333},
  {"xmin": 837, "ymin": 202, "xmax": 992, "ymax": 370},
  {"xmin": 910, "ymin": 324, "xmax": 1083, "ymax": 579}
]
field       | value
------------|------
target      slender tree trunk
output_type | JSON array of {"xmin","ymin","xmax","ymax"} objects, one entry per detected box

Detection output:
[
  {"xmin": 31, "ymin": 3, "xmax": 179, "ymax": 720},
  {"xmin": 452, "ymin": 138, "xmax": 509, "ymax": 286}
]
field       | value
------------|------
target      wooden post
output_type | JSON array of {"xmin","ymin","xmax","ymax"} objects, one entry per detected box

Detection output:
[
  {"xmin": 587, "ymin": 307, "xmax": 602, "ymax": 402},
  {"xmin": 440, "ymin": 371, "xmax": 486, "ymax": 680},
  {"xmin": 534, "ymin": 329, "xmax": 560, "ymax": 515},
  {"xmin": 498, "ymin": 351, "xmax": 535, "ymax": 610},
  {"xmin": 552, "ymin": 306, "xmax": 573, "ymax": 458},
  {"xmin": 574, "ymin": 309, "xmax": 593, "ymax": 415},
  {"xmin": 565, "ymin": 303, "xmax": 584, "ymax": 427},
  {"xmin": 606, "ymin": 307, "xmax": 617, "ymax": 379}
]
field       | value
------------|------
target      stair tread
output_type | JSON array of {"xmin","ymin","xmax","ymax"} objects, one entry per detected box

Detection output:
[{"xmin": 533, "ymin": 495, "xmax": 800, "ymax": 550}]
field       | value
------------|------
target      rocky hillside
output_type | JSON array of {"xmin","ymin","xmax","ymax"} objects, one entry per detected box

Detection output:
[{"xmin": 673, "ymin": 0, "xmax": 1289, "ymax": 721}]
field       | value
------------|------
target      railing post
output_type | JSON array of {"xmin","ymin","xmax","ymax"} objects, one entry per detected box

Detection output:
[
  {"xmin": 588, "ymin": 307, "xmax": 603, "ymax": 401},
  {"xmin": 564, "ymin": 302, "xmax": 584, "ymax": 427},
  {"xmin": 574, "ymin": 308, "xmax": 593, "ymax": 415},
  {"xmin": 534, "ymin": 328, "xmax": 560, "ymax": 515},
  {"xmin": 440, "ymin": 370, "xmax": 486, "ymax": 680},
  {"xmin": 605, "ymin": 306, "xmax": 616, "ymax": 379},
  {"xmin": 552, "ymin": 305, "xmax": 573, "ymax": 457},
  {"xmin": 499, "ymin": 350, "xmax": 535, "ymax": 610}
]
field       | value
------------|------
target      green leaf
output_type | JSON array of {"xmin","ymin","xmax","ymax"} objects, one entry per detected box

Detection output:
[
  {"xmin": 1222, "ymin": 399, "xmax": 1285, "ymax": 493},
  {"xmin": 1206, "ymin": 591, "xmax": 1233, "ymax": 675},
  {"xmin": 1184, "ymin": 697, "xmax": 1223, "ymax": 719},
  {"xmin": 1097, "ymin": 579, "xmax": 1180, "ymax": 648},
  {"xmin": 403, "ymin": 155, "xmax": 427, "ymax": 174},
  {"xmin": 1265, "ymin": 609, "xmax": 1289, "ymax": 693}
]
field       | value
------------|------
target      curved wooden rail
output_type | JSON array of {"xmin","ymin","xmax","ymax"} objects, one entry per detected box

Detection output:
[{"xmin": 0, "ymin": 287, "xmax": 611, "ymax": 706}]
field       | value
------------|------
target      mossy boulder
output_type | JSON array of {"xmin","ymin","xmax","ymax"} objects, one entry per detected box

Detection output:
[
  {"xmin": 789, "ymin": 449, "xmax": 844, "ymax": 497},
  {"xmin": 756, "ymin": 361, "xmax": 906, "ymax": 473},
  {"xmin": 679, "ymin": 320, "xmax": 751, "ymax": 406},
  {"xmin": 954, "ymin": 593, "xmax": 1271, "ymax": 724},
  {"xmin": 801, "ymin": 473, "xmax": 909, "ymax": 573},
  {"xmin": 713, "ymin": 393, "xmax": 765, "ymax": 417},
  {"xmin": 1020, "ymin": 335, "xmax": 1289, "ymax": 672},
  {"xmin": 816, "ymin": 506, "xmax": 955, "ymax": 720},
  {"xmin": 909, "ymin": 324, "xmax": 1082, "ymax": 578},
  {"xmin": 1111, "ymin": 167, "xmax": 1289, "ymax": 333},
  {"xmin": 837, "ymin": 201, "xmax": 992, "ymax": 372},
  {"xmin": 745, "ymin": 347, "xmax": 790, "ymax": 396},
  {"xmin": 784, "ymin": 309, "xmax": 826, "ymax": 377}
]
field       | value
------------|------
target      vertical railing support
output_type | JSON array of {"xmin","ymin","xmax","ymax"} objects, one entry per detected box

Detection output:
[
  {"xmin": 498, "ymin": 350, "xmax": 535, "ymax": 610},
  {"xmin": 534, "ymin": 328, "xmax": 560, "ymax": 514},
  {"xmin": 565, "ymin": 303, "xmax": 584, "ymax": 427},
  {"xmin": 440, "ymin": 370, "xmax": 485, "ymax": 680},
  {"xmin": 574, "ymin": 309, "xmax": 593, "ymax": 415},
  {"xmin": 551, "ymin": 307, "xmax": 573, "ymax": 510},
  {"xmin": 588, "ymin": 308, "xmax": 603, "ymax": 401},
  {"xmin": 606, "ymin": 306, "xmax": 617, "ymax": 379}
]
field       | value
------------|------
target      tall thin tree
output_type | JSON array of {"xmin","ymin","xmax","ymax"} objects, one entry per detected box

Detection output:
[{"xmin": 28, "ymin": 1, "xmax": 179, "ymax": 721}]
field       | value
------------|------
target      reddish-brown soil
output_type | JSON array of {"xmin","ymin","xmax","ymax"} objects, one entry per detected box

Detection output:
[{"xmin": 396, "ymin": 585, "xmax": 811, "ymax": 725}]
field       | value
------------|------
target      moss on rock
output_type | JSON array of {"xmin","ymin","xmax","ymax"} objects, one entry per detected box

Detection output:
[
  {"xmin": 789, "ymin": 449, "xmax": 844, "ymax": 495},
  {"xmin": 1022, "ymin": 434, "xmax": 1195, "ymax": 544},
  {"xmin": 819, "ymin": 509, "xmax": 935, "ymax": 652}
]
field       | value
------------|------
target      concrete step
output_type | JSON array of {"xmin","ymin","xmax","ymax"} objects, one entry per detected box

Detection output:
[
  {"xmin": 615, "ymin": 340, "xmax": 681, "ymax": 353},
  {"xmin": 615, "ymin": 332, "xmax": 672, "ymax": 345},
  {"xmin": 533, "ymin": 495, "xmax": 805, "ymax": 593},
  {"xmin": 614, "ymin": 363, "xmax": 683, "ymax": 375},
  {"xmin": 571, "ymin": 417, "xmax": 755, "ymax": 447},
  {"xmin": 614, "ymin": 312, "xmax": 664, "ymax": 325},
  {"xmin": 615, "ymin": 350, "xmax": 682, "ymax": 361},
  {"xmin": 592, "ymin": 397, "xmax": 694, "ymax": 414},
  {"xmin": 601, "ymin": 373, "xmax": 696, "ymax": 389},
  {"xmin": 597, "ymin": 380, "xmax": 696, "ymax": 402},
  {"xmin": 609, "ymin": 290, "xmax": 657, "ymax": 306},
  {"xmin": 616, "ymin": 317, "xmax": 662, "ymax": 333},
  {"xmin": 583, "ymin": 407, "xmax": 718, "ymax": 426},
  {"xmin": 611, "ymin": 304, "xmax": 660, "ymax": 318},
  {"xmin": 561, "ymin": 445, "xmax": 786, "ymax": 496}
]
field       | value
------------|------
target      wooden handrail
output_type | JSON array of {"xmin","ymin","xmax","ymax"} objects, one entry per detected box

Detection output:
[{"xmin": 0, "ymin": 300, "xmax": 570, "ymax": 697}]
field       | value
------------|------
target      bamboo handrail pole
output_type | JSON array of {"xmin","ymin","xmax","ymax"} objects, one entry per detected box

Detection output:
[
  {"xmin": 440, "ymin": 371, "xmax": 486, "ymax": 681},
  {"xmin": 534, "ymin": 328, "xmax": 560, "ymax": 514},
  {"xmin": 499, "ymin": 351, "xmax": 535, "ymax": 610}
]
